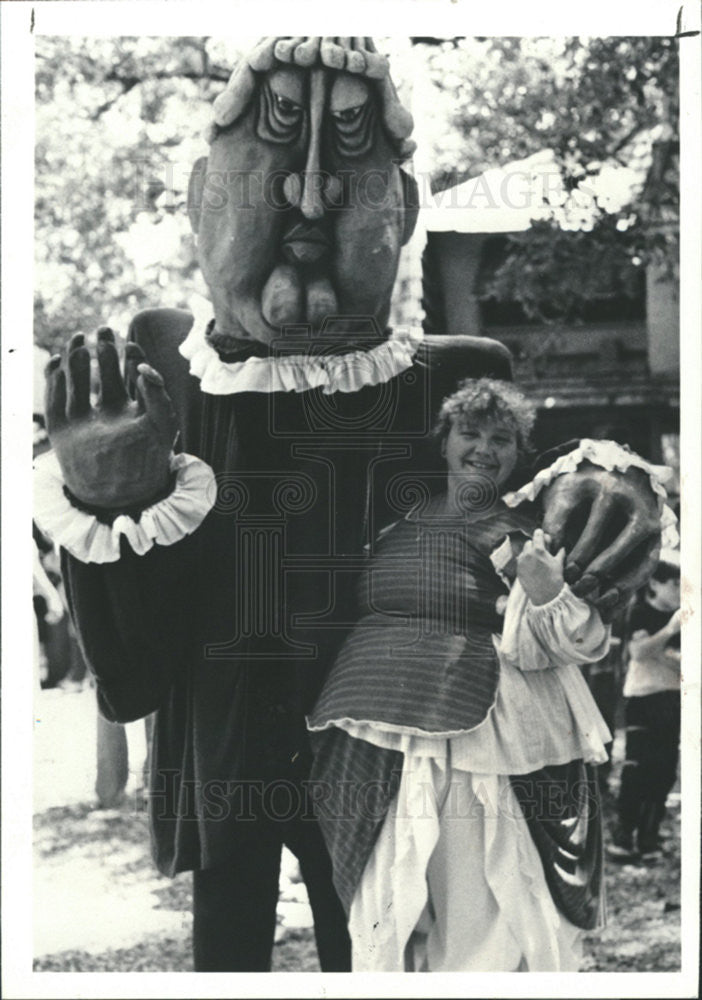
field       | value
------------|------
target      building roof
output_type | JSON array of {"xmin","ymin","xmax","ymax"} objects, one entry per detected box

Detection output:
[{"xmin": 421, "ymin": 143, "xmax": 656, "ymax": 236}]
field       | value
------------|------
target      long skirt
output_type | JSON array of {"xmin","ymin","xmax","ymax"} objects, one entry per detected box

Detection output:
[{"xmin": 349, "ymin": 757, "xmax": 588, "ymax": 972}]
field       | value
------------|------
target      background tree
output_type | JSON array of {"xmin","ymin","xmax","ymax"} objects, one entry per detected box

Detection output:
[
  {"xmin": 413, "ymin": 36, "xmax": 678, "ymax": 322},
  {"xmin": 34, "ymin": 35, "xmax": 678, "ymax": 351},
  {"xmin": 34, "ymin": 37, "xmax": 246, "ymax": 352}
]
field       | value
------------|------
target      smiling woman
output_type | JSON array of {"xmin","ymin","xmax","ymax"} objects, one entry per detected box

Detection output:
[
  {"xmin": 443, "ymin": 420, "xmax": 518, "ymax": 487},
  {"xmin": 307, "ymin": 378, "xmax": 614, "ymax": 971},
  {"xmin": 437, "ymin": 377, "xmax": 535, "ymax": 491}
]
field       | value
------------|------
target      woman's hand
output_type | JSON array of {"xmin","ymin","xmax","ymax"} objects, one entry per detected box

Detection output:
[{"xmin": 517, "ymin": 529, "xmax": 566, "ymax": 606}]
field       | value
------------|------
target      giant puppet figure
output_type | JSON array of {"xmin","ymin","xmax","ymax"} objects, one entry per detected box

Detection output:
[{"xmin": 35, "ymin": 37, "xmax": 668, "ymax": 972}]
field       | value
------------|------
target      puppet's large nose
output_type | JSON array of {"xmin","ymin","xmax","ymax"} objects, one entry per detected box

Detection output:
[
  {"xmin": 300, "ymin": 173, "xmax": 325, "ymax": 220},
  {"xmin": 281, "ymin": 68, "xmax": 342, "ymax": 220},
  {"xmin": 301, "ymin": 68, "xmax": 325, "ymax": 219},
  {"xmin": 283, "ymin": 169, "xmax": 342, "ymax": 219}
]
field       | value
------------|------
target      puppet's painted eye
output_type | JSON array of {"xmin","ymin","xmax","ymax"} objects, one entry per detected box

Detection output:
[
  {"xmin": 331, "ymin": 105, "xmax": 364, "ymax": 124},
  {"xmin": 329, "ymin": 76, "xmax": 374, "ymax": 158},
  {"xmin": 331, "ymin": 100, "xmax": 374, "ymax": 157},
  {"xmin": 257, "ymin": 67, "xmax": 306, "ymax": 145},
  {"xmin": 274, "ymin": 93, "xmax": 303, "ymax": 117}
]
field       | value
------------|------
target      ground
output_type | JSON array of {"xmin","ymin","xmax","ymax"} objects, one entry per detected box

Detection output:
[{"xmin": 32, "ymin": 686, "xmax": 681, "ymax": 973}]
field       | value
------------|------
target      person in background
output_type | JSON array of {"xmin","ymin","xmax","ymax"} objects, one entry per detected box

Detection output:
[
  {"xmin": 581, "ymin": 605, "xmax": 628, "ymax": 795},
  {"xmin": 33, "ymin": 537, "xmax": 65, "ymax": 690},
  {"xmin": 607, "ymin": 550, "xmax": 681, "ymax": 862}
]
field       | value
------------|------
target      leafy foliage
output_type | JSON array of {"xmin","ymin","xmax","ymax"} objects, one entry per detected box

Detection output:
[
  {"xmin": 34, "ymin": 37, "xmax": 243, "ymax": 352},
  {"xmin": 423, "ymin": 37, "xmax": 677, "ymax": 185},
  {"xmin": 417, "ymin": 36, "xmax": 678, "ymax": 321},
  {"xmin": 479, "ymin": 219, "xmax": 647, "ymax": 324},
  {"xmin": 34, "ymin": 36, "xmax": 678, "ymax": 349}
]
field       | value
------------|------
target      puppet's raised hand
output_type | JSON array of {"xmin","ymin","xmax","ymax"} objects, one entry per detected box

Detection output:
[
  {"xmin": 45, "ymin": 328, "xmax": 177, "ymax": 510},
  {"xmin": 541, "ymin": 460, "xmax": 662, "ymax": 618}
]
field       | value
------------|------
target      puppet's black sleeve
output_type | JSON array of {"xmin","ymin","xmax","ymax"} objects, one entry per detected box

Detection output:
[{"xmin": 60, "ymin": 527, "xmax": 201, "ymax": 724}]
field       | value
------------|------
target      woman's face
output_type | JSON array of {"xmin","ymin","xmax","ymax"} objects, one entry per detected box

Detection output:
[{"xmin": 443, "ymin": 416, "xmax": 519, "ymax": 490}]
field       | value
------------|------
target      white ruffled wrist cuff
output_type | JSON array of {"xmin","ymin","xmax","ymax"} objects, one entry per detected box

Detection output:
[
  {"xmin": 33, "ymin": 451, "xmax": 216, "ymax": 564},
  {"xmin": 502, "ymin": 438, "xmax": 679, "ymax": 549},
  {"xmin": 526, "ymin": 581, "xmax": 571, "ymax": 613}
]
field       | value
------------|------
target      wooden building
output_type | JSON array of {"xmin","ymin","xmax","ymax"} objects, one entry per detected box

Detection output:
[{"xmin": 392, "ymin": 148, "xmax": 680, "ymax": 498}]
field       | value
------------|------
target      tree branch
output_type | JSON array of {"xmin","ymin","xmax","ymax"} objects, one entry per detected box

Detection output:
[{"xmin": 91, "ymin": 66, "xmax": 231, "ymax": 119}]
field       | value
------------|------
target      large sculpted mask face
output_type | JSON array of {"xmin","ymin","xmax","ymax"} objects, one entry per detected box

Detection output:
[{"xmin": 188, "ymin": 38, "xmax": 418, "ymax": 345}]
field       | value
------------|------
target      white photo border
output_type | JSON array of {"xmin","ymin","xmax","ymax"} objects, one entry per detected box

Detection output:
[{"xmin": 2, "ymin": 1, "xmax": 699, "ymax": 997}]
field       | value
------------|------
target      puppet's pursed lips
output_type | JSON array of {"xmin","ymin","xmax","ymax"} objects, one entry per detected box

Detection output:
[{"xmin": 282, "ymin": 222, "xmax": 331, "ymax": 264}]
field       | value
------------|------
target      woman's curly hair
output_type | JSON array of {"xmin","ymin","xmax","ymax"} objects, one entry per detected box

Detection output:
[{"xmin": 434, "ymin": 378, "xmax": 537, "ymax": 464}]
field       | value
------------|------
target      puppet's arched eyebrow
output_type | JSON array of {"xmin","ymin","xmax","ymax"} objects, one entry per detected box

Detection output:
[
  {"xmin": 209, "ymin": 36, "xmax": 416, "ymax": 159},
  {"xmin": 329, "ymin": 75, "xmax": 370, "ymax": 115},
  {"xmin": 269, "ymin": 66, "xmax": 306, "ymax": 108}
]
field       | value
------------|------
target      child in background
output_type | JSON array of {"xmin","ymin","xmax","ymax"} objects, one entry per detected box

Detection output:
[{"xmin": 607, "ymin": 550, "xmax": 681, "ymax": 862}]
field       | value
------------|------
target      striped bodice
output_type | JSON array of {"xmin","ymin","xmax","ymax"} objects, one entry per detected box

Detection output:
[{"xmin": 308, "ymin": 497, "xmax": 537, "ymax": 734}]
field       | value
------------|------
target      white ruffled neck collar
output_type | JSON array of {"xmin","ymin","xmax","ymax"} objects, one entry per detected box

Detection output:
[{"xmin": 179, "ymin": 308, "xmax": 423, "ymax": 397}]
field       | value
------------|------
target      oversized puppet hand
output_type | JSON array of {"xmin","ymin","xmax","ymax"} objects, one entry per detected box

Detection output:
[
  {"xmin": 541, "ymin": 460, "xmax": 663, "ymax": 619},
  {"xmin": 45, "ymin": 328, "xmax": 178, "ymax": 510}
]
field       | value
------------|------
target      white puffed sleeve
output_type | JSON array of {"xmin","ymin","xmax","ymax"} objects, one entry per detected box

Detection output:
[{"xmin": 499, "ymin": 580, "xmax": 610, "ymax": 672}]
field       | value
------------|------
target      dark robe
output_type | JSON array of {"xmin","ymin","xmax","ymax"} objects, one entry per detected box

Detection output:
[{"xmin": 59, "ymin": 307, "xmax": 513, "ymax": 876}]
